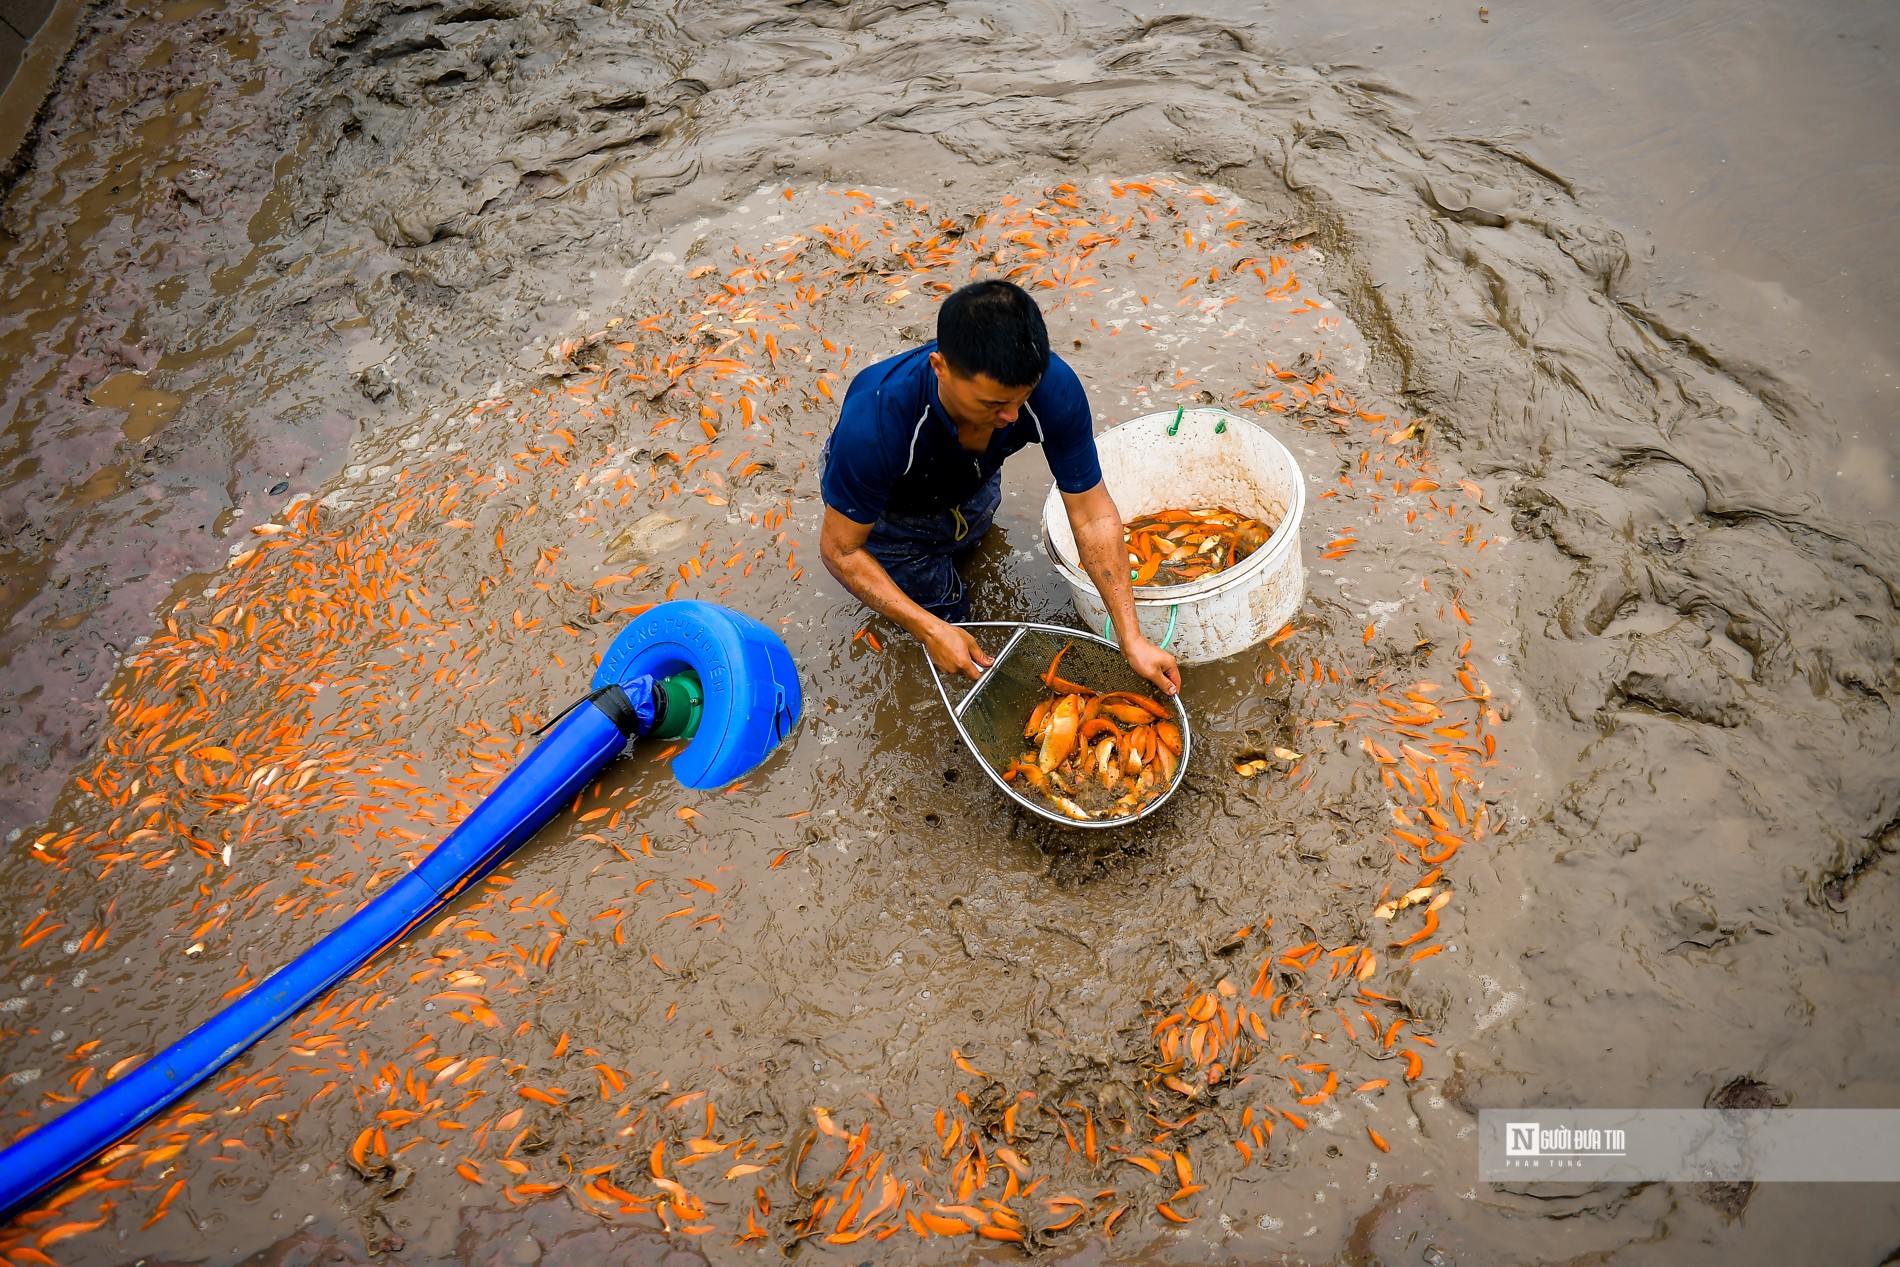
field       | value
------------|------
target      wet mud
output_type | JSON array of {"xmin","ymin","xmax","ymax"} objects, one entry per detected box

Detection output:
[{"xmin": 0, "ymin": 1, "xmax": 1897, "ymax": 1264}]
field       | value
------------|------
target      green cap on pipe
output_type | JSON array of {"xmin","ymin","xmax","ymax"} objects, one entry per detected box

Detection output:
[{"xmin": 649, "ymin": 672, "xmax": 704, "ymax": 742}]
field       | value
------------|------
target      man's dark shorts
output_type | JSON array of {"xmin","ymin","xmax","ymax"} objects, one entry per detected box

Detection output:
[{"xmin": 862, "ymin": 470, "xmax": 1002, "ymax": 623}]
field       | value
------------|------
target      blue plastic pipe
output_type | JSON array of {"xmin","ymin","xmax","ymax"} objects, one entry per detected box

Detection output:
[
  {"xmin": 0, "ymin": 600, "xmax": 803, "ymax": 1220},
  {"xmin": 0, "ymin": 696, "xmax": 629, "ymax": 1219}
]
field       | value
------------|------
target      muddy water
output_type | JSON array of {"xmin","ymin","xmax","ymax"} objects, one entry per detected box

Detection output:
[
  {"xmin": 1, "ymin": 1, "xmax": 1897, "ymax": 1264},
  {"xmin": 1264, "ymin": 0, "xmax": 1900, "ymax": 449}
]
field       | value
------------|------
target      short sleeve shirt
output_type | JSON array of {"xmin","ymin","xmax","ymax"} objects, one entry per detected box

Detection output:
[{"xmin": 820, "ymin": 342, "xmax": 1101, "ymax": 524}]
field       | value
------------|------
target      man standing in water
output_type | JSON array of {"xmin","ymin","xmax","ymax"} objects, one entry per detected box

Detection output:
[{"xmin": 819, "ymin": 280, "xmax": 1180, "ymax": 694}]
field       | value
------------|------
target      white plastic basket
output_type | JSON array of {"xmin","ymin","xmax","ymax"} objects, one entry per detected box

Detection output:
[{"xmin": 1042, "ymin": 407, "xmax": 1306, "ymax": 665}]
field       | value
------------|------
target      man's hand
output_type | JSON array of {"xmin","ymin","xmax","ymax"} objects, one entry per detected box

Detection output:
[
  {"xmin": 921, "ymin": 619, "xmax": 993, "ymax": 681},
  {"xmin": 820, "ymin": 508, "xmax": 991, "ymax": 680},
  {"xmin": 823, "ymin": 507, "xmax": 976, "ymax": 672},
  {"xmin": 1121, "ymin": 633, "xmax": 1181, "ymax": 696}
]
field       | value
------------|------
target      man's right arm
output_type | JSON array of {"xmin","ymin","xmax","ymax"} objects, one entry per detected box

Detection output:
[{"xmin": 819, "ymin": 508, "xmax": 993, "ymax": 680}]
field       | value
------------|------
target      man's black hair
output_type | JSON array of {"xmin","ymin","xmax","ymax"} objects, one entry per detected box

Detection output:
[{"xmin": 936, "ymin": 280, "xmax": 1050, "ymax": 388}]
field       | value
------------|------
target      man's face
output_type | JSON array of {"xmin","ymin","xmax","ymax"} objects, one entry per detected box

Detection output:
[{"xmin": 930, "ymin": 352, "xmax": 1037, "ymax": 432}]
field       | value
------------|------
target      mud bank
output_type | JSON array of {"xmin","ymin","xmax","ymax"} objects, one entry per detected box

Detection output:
[{"xmin": 0, "ymin": 2, "xmax": 1896, "ymax": 1264}]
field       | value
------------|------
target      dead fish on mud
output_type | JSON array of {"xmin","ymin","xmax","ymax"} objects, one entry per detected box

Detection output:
[{"xmin": 605, "ymin": 511, "xmax": 690, "ymax": 564}]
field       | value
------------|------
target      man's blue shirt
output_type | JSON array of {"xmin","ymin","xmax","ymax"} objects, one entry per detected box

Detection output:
[{"xmin": 820, "ymin": 343, "xmax": 1102, "ymax": 525}]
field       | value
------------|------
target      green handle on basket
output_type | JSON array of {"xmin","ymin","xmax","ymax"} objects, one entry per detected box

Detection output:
[
  {"xmin": 1105, "ymin": 605, "xmax": 1178, "ymax": 650},
  {"xmin": 1167, "ymin": 405, "xmax": 1226, "ymax": 436}
]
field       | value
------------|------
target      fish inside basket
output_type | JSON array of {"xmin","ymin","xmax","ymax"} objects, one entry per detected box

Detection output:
[{"xmin": 928, "ymin": 622, "xmax": 1191, "ymax": 829}]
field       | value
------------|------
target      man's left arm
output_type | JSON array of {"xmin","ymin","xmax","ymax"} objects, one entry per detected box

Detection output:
[{"xmin": 1061, "ymin": 482, "xmax": 1182, "ymax": 696}]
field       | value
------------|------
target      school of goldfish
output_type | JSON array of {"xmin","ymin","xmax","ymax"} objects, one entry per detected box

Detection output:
[
  {"xmin": 0, "ymin": 175, "xmax": 1512, "ymax": 1262},
  {"xmin": 1003, "ymin": 644, "xmax": 1181, "ymax": 822},
  {"xmin": 1124, "ymin": 506, "xmax": 1277, "ymax": 587}
]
